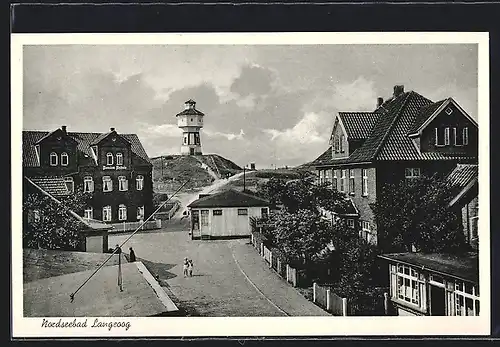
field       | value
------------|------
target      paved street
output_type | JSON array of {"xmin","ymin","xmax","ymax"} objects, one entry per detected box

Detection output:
[{"xmin": 109, "ymin": 220, "xmax": 329, "ymax": 317}]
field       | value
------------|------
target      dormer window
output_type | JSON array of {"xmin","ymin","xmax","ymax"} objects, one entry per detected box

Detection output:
[
  {"xmin": 340, "ymin": 135, "xmax": 345, "ymax": 153},
  {"xmin": 49, "ymin": 152, "xmax": 58, "ymax": 166},
  {"xmin": 116, "ymin": 152, "xmax": 123, "ymax": 166},
  {"xmin": 106, "ymin": 152, "xmax": 113, "ymax": 166},
  {"xmin": 61, "ymin": 152, "xmax": 69, "ymax": 166}
]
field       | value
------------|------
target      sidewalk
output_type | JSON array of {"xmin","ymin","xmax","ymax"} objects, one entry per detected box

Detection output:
[{"xmin": 228, "ymin": 240, "xmax": 330, "ymax": 316}]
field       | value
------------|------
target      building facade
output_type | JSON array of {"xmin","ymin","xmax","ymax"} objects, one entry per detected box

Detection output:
[
  {"xmin": 23, "ymin": 126, "xmax": 154, "ymax": 223},
  {"xmin": 310, "ymin": 85, "xmax": 478, "ymax": 247},
  {"xmin": 176, "ymin": 99, "xmax": 204, "ymax": 155},
  {"xmin": 379, "ymin": 252, "xmax": 479, "ymax": 316},
  {"xmin": 187, "ymin": 189, "xmax": 270, "ymax": 239}
]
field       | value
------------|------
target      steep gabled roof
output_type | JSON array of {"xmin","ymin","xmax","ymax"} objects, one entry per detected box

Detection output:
[
  {"xmin": 407, "ymin": 99, "xmax": 448, "ymax": 135},
  {"xmin": 338, "ymin": 112, "xmax": 380, "ymax": 140},
  {"xmin": 310, "ymin": 90, "xmax": 477, "ymax": 166},
  {"xmin": 23, "ymin": 131, "xmax": 151, "ymax": 167},
  {"xmin": 188, "ymin": 189, "xmax": 270, "ymax": 208},
  {"xmin": 89, "ymin": 130, "xmax": 131, "ymax": 146}
]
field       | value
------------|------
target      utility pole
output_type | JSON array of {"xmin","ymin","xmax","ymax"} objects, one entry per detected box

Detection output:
[{"xmin": 243, "ymin": 165, "xmax": 246, "ymax": 191}]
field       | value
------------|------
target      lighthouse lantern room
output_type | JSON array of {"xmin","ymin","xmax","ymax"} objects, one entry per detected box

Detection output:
[{"xmin": 176, "ymin": 99, "xmax": 204, "ymax": 155}]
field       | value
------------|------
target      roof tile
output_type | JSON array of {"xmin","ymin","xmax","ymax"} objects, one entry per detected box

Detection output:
[
  {"xmin": 188, "ymin": 189, "xmax": 270, "ymax": 208},
  {"xmin": 339, "ymin": 112, "xmax": 379, "ymax": 140}
]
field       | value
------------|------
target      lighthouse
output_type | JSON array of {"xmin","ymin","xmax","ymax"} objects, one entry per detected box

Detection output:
[{"xmin": 176, "ymin": 99, "xmax": 204, "ymax": 155}]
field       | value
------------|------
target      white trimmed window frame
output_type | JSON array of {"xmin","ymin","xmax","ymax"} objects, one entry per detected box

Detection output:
[
  {"xmin": 83, "ymin": 176, "xmax": 94, "ymax": 193},
  {"xmin": 84, "ymin": 207, "xmax": 93, "ymax": 219},
  {"xmin": 61, "ymin": 152, "xmax": 69, "ymax": 166},
  {"xmin": 49, "ymin": 152, "xmax": 58, "ymax": 166},
  {"xmin": 118, "ymin": 204, "xmax": 127, "ymax": 221},
  {"xmin": 137, "ymin": 206, "xmax": 145, "ymax": 220},
  {"xmin": 463, "ymin": 127, "xmax": 469, "ymax": 145},
  {"xmin": 136, "ymin": 175, "xmax": 144, "ymax": 190},
  {"xmin": 340, "ymin": 169, "xmax": 346, "ymax": 193},
  {"xmin": 362, "ymin": 169, "xmax": 368, "ymax": 196},
  {"xmin": 116, "ymin": 152, "xmax": 123, "ymax": 166},
  {"xmin": 106, "ymin": 152, "xmax": 114, "ymax": 166},
  {"xmin": 118, "ymin": 176, "xmax": 128, "ymax": 191},
  {"xmin": 349, "ymin": 169, "xmax": 355, "ymax": 195},
  {"xmin": 102, "ymin": 205, "xmax": 112, "ymax": 222},
  {"xmin": 103, "ymin": 176, "xmax": 113, "ymax": 192}
]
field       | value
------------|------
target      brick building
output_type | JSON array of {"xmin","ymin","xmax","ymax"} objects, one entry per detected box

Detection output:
[
  {"xmin": 310, "ymin": 85, "xmax": 478, "ymax": 247},
  {"xmin": 23, "ymin": 126, "xmax": 154, "ymax": 223}
]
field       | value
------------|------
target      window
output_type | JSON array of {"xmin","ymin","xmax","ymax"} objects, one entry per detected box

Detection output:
[
  {"xmin": 455, "ymin": 281, "xmax": 480, "ymax": 316},
  {"xmin": 238, "ymin": 208, "xmax": 248, "ymax": 216},
  {"xmin": 362, "ymin": 169, "xmax": 368, "ymax": 196},
  {"xmin": 102, "ymin": 206, "xmax": 112, "ymax": 222},
  {"xmin": 49, "ymin": 152, "xmax": 58, "ymax": 166},
  {"xmin": 444, "ymin": 127, "xmax": 450, "ymax": 145},
  {"xmin": 340, "ymin": 135, "xmax": 345, "ymax": 153},
  {"xmin": 445, "ymin": 107, "xmax": 453, "ymax": 115},
  {"xmin": 61, "ymin": 152, "xmax": 69, "ymax": 166},
  {"xmin": 116, "ymin": 152, "xmax": 123, "ymax": 166},
  {"xmin": 347, "ymin": 219, "xmax": 354, "ymax": 228},
  {"xmin": 137, "ymin": 206, "xmax": 145, "ymax": 220},
  {"xmin": 395, "ymin": 264, "xmax": 421, "ymax": 306},
  {"xmin": 102, "ymin": 176, "xmax": 113, "ymax": 192},
  {"xmin": 136, "ymin": 175, "xmax": 144, "ymax": 190},
  {"xmin": 463, "ymin": 127, "xmax": 469, "ymax": 145},
  {"xmin": 83, "ymin": 176, "xmax": 94, "ymax": 193},
  {"xmin": 340, "ymin": 170, "xmax": 346, "ymax": 193},
  {"xmin": 118, "ymin": 176, "xmax": 128, "ymax": 191},
  {"xmin": 183, "ymin": 134, "xmax": 188, "ymax": 144},
  {"xmin": 201, "ymin": 210, "xmax": 209, "ymax": 226},
  {"xmin": 213, "ymin": 209, "xmax": 223, "ymax": 216},
  {"xmin": 405, "ymin": 168, "xmax": 421, "ymax": 179},
  {"xmin": 325, "ymin": 169, "xmax": 331, "ymax": 184},
  {"xmin": 118, "ymin": 204, "xmax": 127, "ymax": 221},
  {"xmin": 64, "ymin": 177, "xmax": 74, "ymax": 193},
  {"xmin": 84, "ymin": 207, "xmax": 93, "ymax": 219},
  {"xmin": 360, "ymin": 221, "xmax": 373, "ymax": 243},
  {"xmin": 332, "ymin": 170, "xmax": 337, "ymax": 190},
  {"xmin": 261, "ymin": 208, "xmax": 269, "ymax": 219},
  {"xmin": 349, "ymin": 169, "xmax": 355, "ymax": 195},
  {"xmin": 318, "ymin": 170, "xmax": 324, "ymax": 184},
  {"xmin": 333, "ymin": 135, "xmax": 340, "ymax": 153},
  {"xmin": 106, "ymin": 152, "xmax": 113, "ymax": 166}
]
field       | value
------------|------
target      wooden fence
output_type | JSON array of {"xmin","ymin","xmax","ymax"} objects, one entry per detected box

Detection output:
[
  {"xmin": 313, "ymin": 282, "xmax": 389, "ymax": 316},
  {"xmin": 313, "ymin": 283, "xmax": 347, "ymax": 316},
  {"xmin": 250, "ymin": 230, "xmax": 303, "ymax": 287},
  {"xmin": 109, "ymin": 219, "xmax": 161, "ymax": 233}
]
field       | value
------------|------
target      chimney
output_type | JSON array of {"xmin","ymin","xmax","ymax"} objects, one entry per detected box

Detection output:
[
  {"xmin": 110, "ymin": 127, "xmax": 115, "ymax": 132},
  {"xmin": 61, "ymin": 125, "xmax": 67, "ymax": 134},
  {"xmin": 393, "ymin": 85, "xmax": 405, "ymax": 97},
  {"xmin": 377, "ymin": 97, "xmax": 384, "ymax": 108}
]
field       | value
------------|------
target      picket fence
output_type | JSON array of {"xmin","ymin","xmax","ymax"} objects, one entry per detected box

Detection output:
[
  {"xmin": 250, "ymin": 231, "xmax": 300, "ymax": 287},
  {"xmin": 313, "ymin": 282, "xmax": 389, "ymax": 316},
  {"xmin": 313, "ymin": 283, "xmax": 348, "ymax": 316}
]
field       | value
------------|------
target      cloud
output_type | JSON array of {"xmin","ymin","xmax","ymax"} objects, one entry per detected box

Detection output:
[
  {"xmin": 138, "ymin": 122, "xmax": 181, "ymax": 138},
  {"xmin": 230, "ymin": 64, "xmax": 275, "ymax": 97},
  {"xmin": 263, "ymin": 112, "xmax": 327, "ymax": 145},
  {"xmin": 204, "ymin": 128, "xmax": 245, "ymax": 141}
]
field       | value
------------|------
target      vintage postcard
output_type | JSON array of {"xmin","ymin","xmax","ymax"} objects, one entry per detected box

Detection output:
[{"xmin": 11, "ymin": 32, "xmax": 490, "ymax": 337}]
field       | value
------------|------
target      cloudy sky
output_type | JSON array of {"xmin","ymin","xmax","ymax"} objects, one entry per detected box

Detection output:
[{"xmin": 23, "ymin": 44, "xmax": 478, "ymax": 168}]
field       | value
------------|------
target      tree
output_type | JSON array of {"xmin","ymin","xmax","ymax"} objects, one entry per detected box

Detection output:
[
  {"xmin": 329, "ymin": 219, "xmax": 380, "ymax": 300},
  {"xmin": 23, "ymin": 189, "xmax": 93, "ymax": 250},
  {"xmin": 371, "ymin": 174, "xmax": 466, "ymax": 254},
  {"xmin": 269, "ymin": 209, "xmax": 334, "ymax": 267},
  {"xmin": 258, "ymin": 177, "xmax": 349, "ymax": 214}
]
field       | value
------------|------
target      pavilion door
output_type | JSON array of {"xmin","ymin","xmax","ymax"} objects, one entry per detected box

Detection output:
[
  {"xmin": 200, "ymin": 210, "xmax": 209, "ymax": 239},
  {"xmin": 190, "ymin": 148, "xmax": 195, "ymax": 155}
]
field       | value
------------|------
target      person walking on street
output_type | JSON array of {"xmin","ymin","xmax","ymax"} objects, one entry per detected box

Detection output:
[
  {"xmin": 183, "ymin": 257, "xmax": 189, "ymax": 277},
  {"xmin": 188, "ymin": 259, "xmax": 194, "ymax": 277},
  {"xmin": 129, "ymin": 247, "xmax": 136, "ymax": 262}
]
